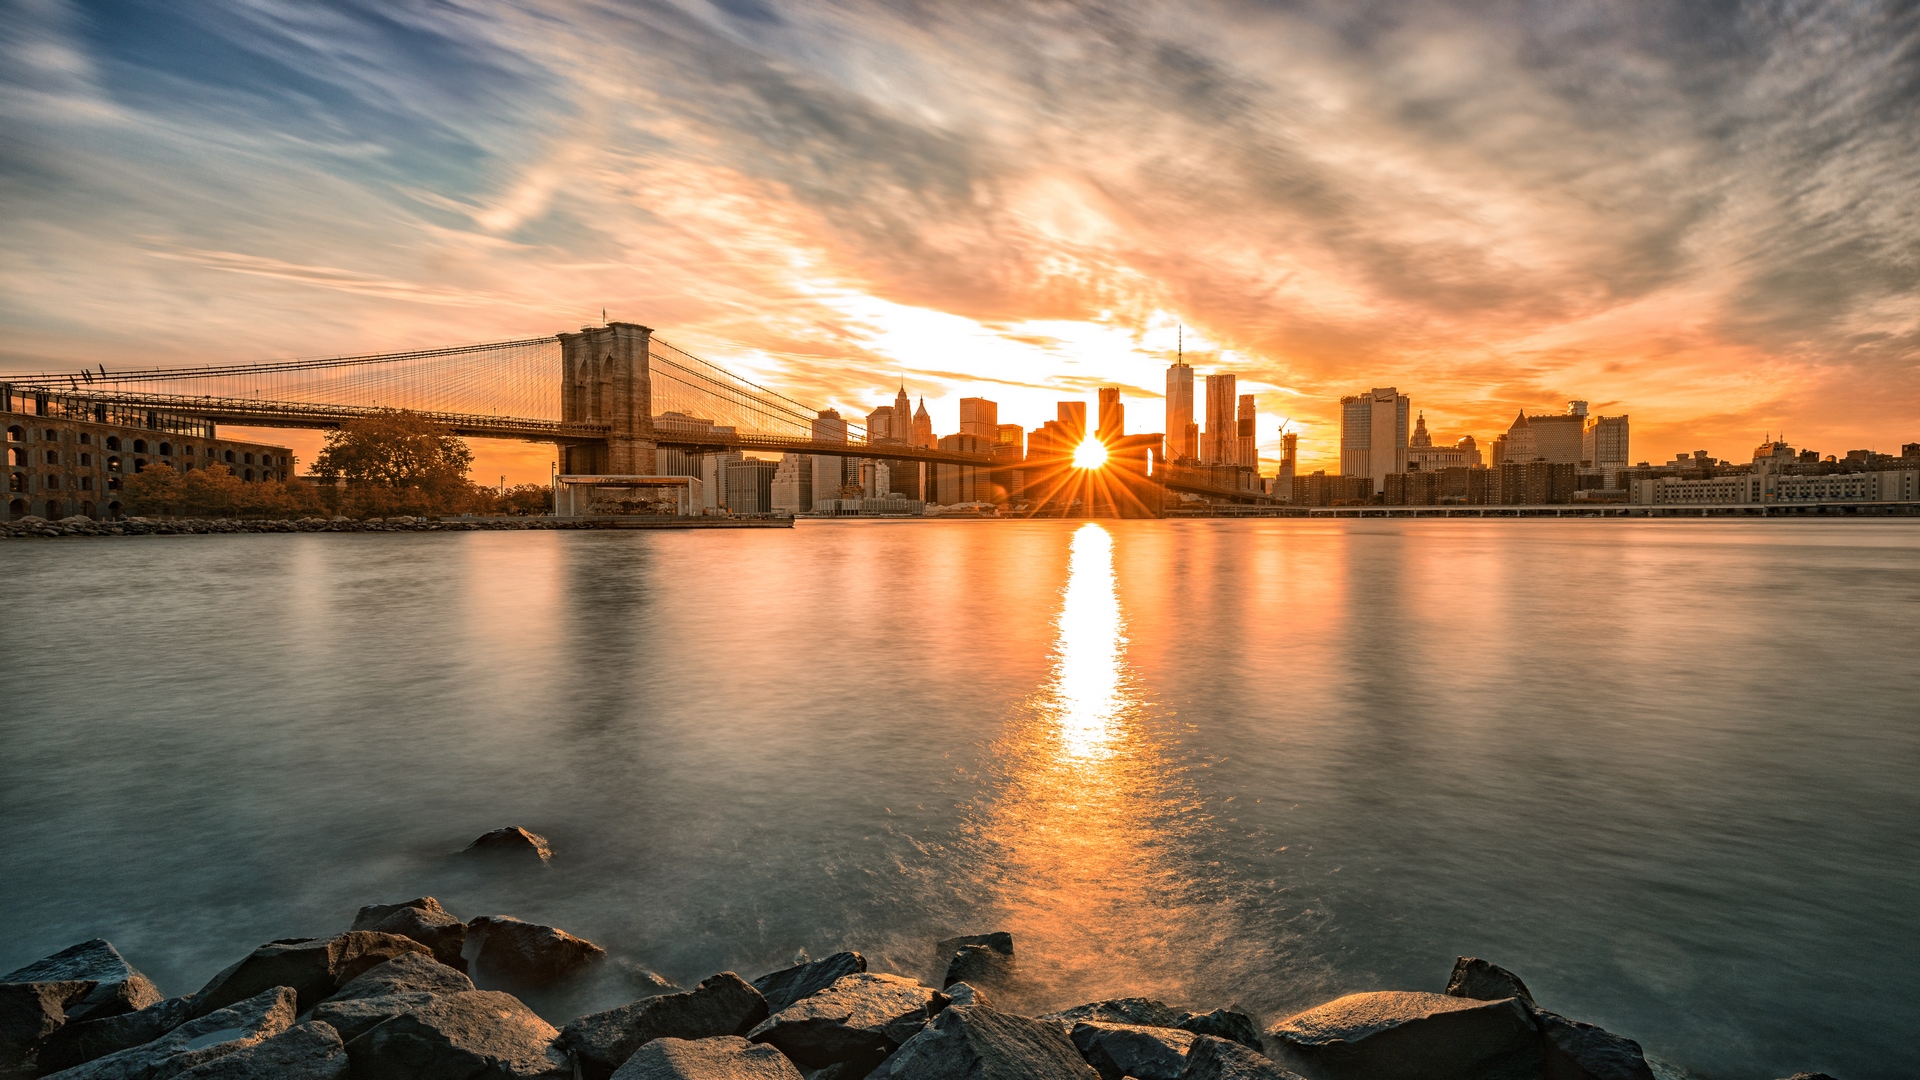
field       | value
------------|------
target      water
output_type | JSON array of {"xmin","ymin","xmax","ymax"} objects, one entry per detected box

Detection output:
[{"xmin": 2, "ymin": 520, "xmax": 1915, "ymax": 1079}]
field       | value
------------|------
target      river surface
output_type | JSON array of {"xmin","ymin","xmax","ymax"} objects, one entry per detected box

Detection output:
[{"xmin": 2, "ymin": 520, "xmax": 1916, "ymax": 1078}]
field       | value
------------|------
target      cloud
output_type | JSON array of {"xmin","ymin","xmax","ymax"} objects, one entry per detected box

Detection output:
[{"xmin": 0, "ymin": 0, "xmax": 1914, "ymax": 479}]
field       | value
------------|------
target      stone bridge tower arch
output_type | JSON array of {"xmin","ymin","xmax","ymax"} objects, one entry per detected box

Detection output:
[{"xmin": 558, "ymin": 322, "xmax": 654, "ymax": 474}]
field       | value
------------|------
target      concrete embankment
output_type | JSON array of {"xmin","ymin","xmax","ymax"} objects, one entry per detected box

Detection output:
[{"xmin": 1, "ymin": 514, "xmax": 791, "ymax": 538}]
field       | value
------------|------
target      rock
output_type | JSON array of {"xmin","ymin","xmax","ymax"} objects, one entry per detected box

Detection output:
[
  {"xmin": 943, "ymin": 983, "xmax": 990, "ymax": 1009},
  {"xmin": 3, "ymin": 940, "xmax": 165, "ymax": 1022},
  {"xmin": 1180, "ymin": 1036, "xmax": 1307, "ymax": 1080},
  {"xmin": 562, "ymin": 972, "xmax": 770, "ymax": 1080},
  {"xmin": 1070, "ymin": 1021, "xmax": 1194, "ymax": 1080},
  {"xmin": 463, "ymin": 828, "xmax": 553, "ymax": 862},
  {"xmin": 936, "ymin": 934, "xmax": 1013, "ymax": 990},
  {"xmin": 608, "ymin": 1036, "xmax": 802, "ymax": 1080},
  {"xmin": 38, "ymin": 997, "xmax": 201, "ymax": 1074},
  {"xmin": 192, "ymin": 933, "xmax": 429, "ymax": 1016},
  {"xmin": 1536, "ymin": 1011, "xmax": 1655, "ymax": 1080},
  {"xmin": 43, "ymin": 986, "xmax": 296, "ymax": 1080},
  {"xmin": 746, "ymin": 973, "xmax": 946, "ymax": 1071},
  {"xmin": 342, "ymin": 989, "xmax": 568, "ymax": 1080},
  {"xmin": 308, "ymin": 994, "xmax": 440, "ymax": 1044},
  {"xmin": 0, "ymin": 981, "xmax": 94, "ymax": 1076},
  {"xmin": 1266, "ymin": 991, "xmax": 1540, "ymax": 1080},
  {"xmin": 934, "ymin": 933, "xmax": 1014, "ymax": 961},
  {"xmin": 169, "ymin": 1022, "xmax": 348, "ymax": 1080},
  {"xmin": 351, "ymin": 899, "xmax": 468, "ymax": 971},
  {"xmin": 465, "ymin": 916, "xmax": 605, "ymax": 987},
  {"xmin": 1774, "ymin": 1074, "xmax": 1839, "ymax": 1080},
  {"xmin": 1042, "ymin": 998, "xmax": 1187, "ymax": 1030},
  {"xmin": 885, "ymin": 1005, "xmax": 1096, "ymax": 1080},
  {"xmin": 322, "ymin": 953, "xmax": 474, "ymax": 1002},
  {"xmin": 750, "ymin": 953, "xmax": 866, "ymax": 1015},
  {"xmin": 1444, "ymin": 958, "xmax": 1535, "ymax": 1007},
  {"xmin": 1178, "ymin": 1010, "xmax": 1263, "ymax": 1053}
]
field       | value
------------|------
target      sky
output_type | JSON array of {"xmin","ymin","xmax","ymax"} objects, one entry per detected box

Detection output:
[{"xmin": 2, "ymin": 0, "xmax": 1916, "ymax": 483}]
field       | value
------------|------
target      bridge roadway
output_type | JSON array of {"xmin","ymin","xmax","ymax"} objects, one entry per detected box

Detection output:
[{"xmin": 8, "ymin": 387, "xmax": 1004, "ymax": 467}]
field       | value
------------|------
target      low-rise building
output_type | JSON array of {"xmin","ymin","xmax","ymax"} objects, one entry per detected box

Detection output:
[{"xmin": 5, "ymin": 401, "xmax": 292, "ymax": 520}]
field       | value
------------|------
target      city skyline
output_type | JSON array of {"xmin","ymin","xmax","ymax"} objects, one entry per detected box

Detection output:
[{"xmin": 2, "ymin": 2, "xmax": 1916, "ymax": 487}]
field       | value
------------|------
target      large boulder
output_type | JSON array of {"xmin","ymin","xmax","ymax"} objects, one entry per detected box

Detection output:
[
  {"xmin": 169, "ymin": 1021, "xmax": 347, "ymax": 1080},
  {"xmin": 1444, "ymin": 958, "xmax": 1535, "ymax": 1007},
  {"xmin": 465, "ymin": 916, "xmax": 604, "ymax": 987},
  {"xmin": 1043, "ymin": 998, "xmax": 1187, "ymax": 1029},
  {"xmin": 1179, "ymin": 1010, "xmax": 1263, "ymax": 1052},
  {"xmin": 192, "ymin": 933, "xmax": 428, "ymax": 1015},
  {"xmin": 1536, "ymin": 1011, "xmax": 1656, "ymax": 1080},
  {"xmin": 885, "ymin": 1005, "xmax": 1096, "ymax": 1080},
  {"xmin": 1070, "ymin": 1020, "xmax": 1194, "ymax": 1080},
  {"xmin": 3, "ymin": 941, "xmax": 164, "ymax": 1024},
  {"xmin": 746, "ymin": 973, "xmax": 946, "ymax": 1071},
  {"xmin": 38, "ymin": 998, "xmax": 201, "ymax": 1074},
  {"xmin": 343, "ymin": 990, "xmax": 568, "ymax": 1079},
  {"xmin": 750, "ymin": 953, "xmax": 866, "ymax": 1015},
  {"xmin": 351, "ymin": 899, "xmax": 468, "ymax": 971},
  {"xmin": 0, "ymin": 981, "xmax": 94, "ymax": 1077},
  {"xmin": 609, "ymin": 1036, "xmax": 802, "ymax": 1080},
  {"xmin": 934, "ymin": 935, "xmax": 1013, "ymax": 989},
  {"xmin": 943, "ymin": 983, "xmax": 990, "ymax": 1008},
  {"xmin": 1266, "ymin": 992, "xmax": 1540, "ymax": 1080},
  {"xmin": 42, "ymin": 986, "xmax": 296, "ymax": 1080},
  {"xmin": 1180, "ymin": 1036, "xmax": 1307, "ymax": 1080},
  {"xmin": 323, "ymin": 954, "xmax": 474, "ymax": 1002},
  {"xmin": 308, "ymin": 995, "xmax": 440, "ymax": 1045},
  {"xmin": 463, "ymin": 828, "xmax": 553, "ymax": 862},
  {"xmin": 562, "ymin": 972, "xmax": 769, "ymax": 1080}
]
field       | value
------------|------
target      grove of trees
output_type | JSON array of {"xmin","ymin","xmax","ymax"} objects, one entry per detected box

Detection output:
[{"xmin": 122, "ymin": 409, "xmax": 553, "ymax": 519}]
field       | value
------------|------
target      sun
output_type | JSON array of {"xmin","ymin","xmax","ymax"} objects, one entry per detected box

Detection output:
[{"xmin": 1073, "ymin": 439, "xmax": 1108, "ymax": 469}]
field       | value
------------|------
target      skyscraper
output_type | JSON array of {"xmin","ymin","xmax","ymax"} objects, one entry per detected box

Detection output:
[
  {"xmin": 810, "ymin": 409, "xmax": 852, "ymax": 505},
  {"xmin": 1339, "ymin": 387, "xmax": 1410, "ymax": 494},
  {"xmin": 1276, "ymin": 431, "xmax": 1298, "ymax": 500},
  {"xmin": 1236, "ymin": 394, "xmax": 1256, "ymax": 468},
  {"xmin": 1166, "ymin": 360, "xmax": 1195, "ymax": 461},
  {"xmin": 1203, "ymin": 374, "xmax": 1237, "ymax": 464},
  {"xmin": 959, "ymin": 397, "xmax": 998, "ymax": 438},
  {"xmin": 1097, "ymin": 387, "xmax": 1124, "ymax": 443},
  {"xmin": 894, "ymin": 384, "xmax": 912, "ymax": 440},
  {"xmin": 913, "ymin": 398, "xmax": 934, "ymax": 449},
  {"xmin": 1582, "ymin": 413, "xmax": 1630, "ymax": 470},
  {"xmin": 1057, "ymin": 401, "xmax": 1087, "ymax": 444},
  {"xmin": 865, "ymin": 405, "xmax": 896, "ymax": 442}
]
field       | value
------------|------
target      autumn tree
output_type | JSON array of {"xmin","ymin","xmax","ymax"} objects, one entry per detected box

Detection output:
[{"xmin": 313, "ymin": 409, "xmax": 480, "ymax": 517}]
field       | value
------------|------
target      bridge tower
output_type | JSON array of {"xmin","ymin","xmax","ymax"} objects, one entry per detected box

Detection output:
[{"xmin": 557, "ymin": 322, "xmax": 654, "ymax": 474}]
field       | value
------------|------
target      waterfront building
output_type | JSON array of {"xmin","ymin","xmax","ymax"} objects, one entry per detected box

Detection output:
[
  {"xmin": 935, "ymin": 433, "xmax": 992, "ymax": 505},
  {"xmin": 1236, "ymin": 394, "xmax": 1256, "ymax": 468},
  {"xmin": 1495, "ymin": 461, "xmax": 1579, "ymax": 505},
  {"xmin": 1503, "ymin": 403, "xmax": 1587, "ymax": 465},
  {"xmin": 770, "ymin": 453, "xmax": 812, "ymax": 513},
  {"xmin": 1633, "ymin": 468, "xmax": 1920, "ymax": 506},
  {"xmin": 809, "ymin": 409, "xmax": 854, "ymax": 501},
  {"xmin": 724, "ymin": 458, "xmax": 778, "ymax": 514},
  {"xmin": 1290, "ymin": 471, "xmax": 1372, "ymax": 506},
  {"xmin": 1405, "ymin": 413, "xmax": 1483, "ymax": 471},
  {"xmin": 960, "ymin": 397, "xmax": 998, "ymax": 438},
  {"xmin": 1340, "ymin": 387, "xmax": 1409, "ymax": 494},
  {"xmin": 1165, "ymin": 360, "xmax": 1196, "ymax": 461},
  {"xmin": 5, "ymin": 409, "xmax": 291, "ymax": 520},
  {"xmin": 1098, "ymin": 387, "xmax": 1124, "ymax": 443},
  {"xmin": 1202, "ymin": 374, "xmax": 1237, "ymax": 465},
  {"xmin": 1583, "ymin": 413, "xmax": 1630, "ymax": 470}
]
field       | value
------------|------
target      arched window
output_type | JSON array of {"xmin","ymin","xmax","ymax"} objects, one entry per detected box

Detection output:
[
  {"xmin": 81, "ymin": 501, "xmax": 95, "ymax": 517},
  {"xmin": 5, "ymin": 447, "xmax": 20, "ymax": 466},
  {"xmin": 244, "ymin": 468, "xmax": 255, "ymax": 481},
  {"xmin": 43, "ymin": 449, "xmax": 58, "ymax": 464},
  {"xmin": 78, "ymin": 432, "xmax": 91, "ymax": 444},
  {"xmin": 80, "ymin": 476, "xmax": 93, "ymax": 490},
  {"xmin": 243, "ymin": 452, "xmax": 254, "ymax": 464},
  {"xmin": 106, "ymin": 456, "xmax": 121, "ymax": 472},
  {"xmin": 8, "ymin": 498, "xmax": 25, "ymax": 518},
  {"xmin": 45, "ymin": 474, "xmax": 60, "ymax": 489},
  {"xmin": 107, "ymin": 500, "xmax": 121, "ymax": 517},
  {"xmin": 5, "ymin": 425, "xmax": 22, "ymax": 441},
  {"xmin": 224, "ymin": 450, "xmax": 235, "ymax": 463},
  {"xmin": 79, "ymin": 452, "xmax": 90, "ymax": 466},
  {"xmin": 107, "ymin": 477, "xmax": 121, "ymax": 490},
  {"xmin": 8, "ymin": 473, "xmax": 23, "ymax": 492},
  {"xmin": 106, "ymin": 436, "xmax": 120, "ymax": 451},
  {"xmin": 159, "ymin": 442, "xmax": 172, "ymax": 456},
  {"xmin": 43, "ymin": 429, "xmax": 57, "ymax": 441},
  {"xmin": 181, "ymin": 445, "xmax": 193, "ymax": 456},
  {"xmin": 45, "ymin": 500, "xmax": 62, "ymax": 518},
  {"xmin": 133, "ymin": 459, "xmax": 147, "ymax": 473},
  {"xmin": 133, "ymin": 439, "xmax": 147, "ymax": 453}
]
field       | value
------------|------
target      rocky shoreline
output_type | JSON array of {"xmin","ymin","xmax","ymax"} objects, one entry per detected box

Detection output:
[{"xmin": 0, "ymin": 841, "xmax": 1842, "ymax": 1080}]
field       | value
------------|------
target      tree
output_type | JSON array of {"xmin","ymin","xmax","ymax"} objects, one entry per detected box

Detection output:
[
  {"xmin": 122, "ymin": 463, "xmax": 185, "ymax": 516},
  {"xmin": 313, "ymin": 410, "xmax": 478, "ymax": 517}
]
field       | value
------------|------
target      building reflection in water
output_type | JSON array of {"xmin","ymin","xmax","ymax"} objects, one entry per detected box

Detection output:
[{"xmin": 954, "ymin": 523, "xmax": 1220, "ymax": 1010}]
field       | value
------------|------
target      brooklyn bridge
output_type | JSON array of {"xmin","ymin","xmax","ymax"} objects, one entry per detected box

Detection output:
[{"xmin": 3, "ymin": 322, "xmax": 1275, "ymax": 511}]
